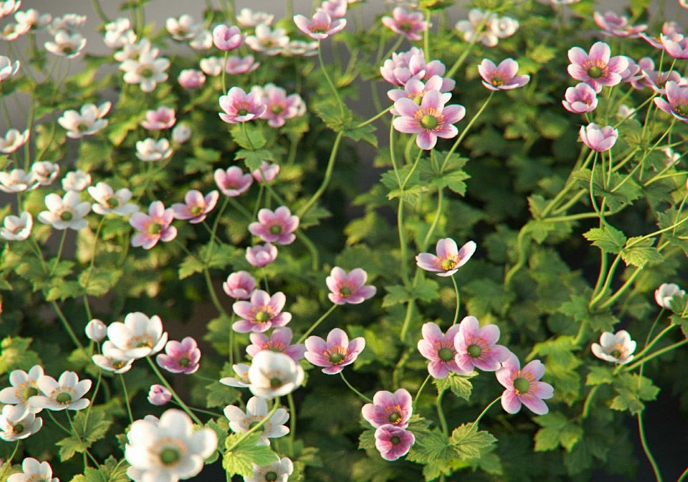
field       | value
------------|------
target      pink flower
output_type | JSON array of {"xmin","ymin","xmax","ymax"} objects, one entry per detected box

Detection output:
[
  {"xmin": 253, "ymin": 83, "xmax": 304, "ymax": 128},
  {"xmin": 304, "ymin": 327, "xmax": 365, "ymax": 374},
  {"xmin": 246, "ymin": 242, "xmax": 278, "ymax": 267},
  {"xmin": 478, "ymin": 58, "xmax": 530, "ymax": 91},
  {"xmin": 416, "ymin": 238, "xmax": 476, "ymax": 276},
  {"xmin": 387, "ymin": 75, "xmax": 455, "ymax": 113},
  {"xmin": 593, "ymin": 11, "xmax": 647, "ymax": 38},
  {"xmin": 655, "ymin": 81, "xmax": 688, "ymax": 123},
  {"xmin": 496, "ymin": 353, "xmax": 554, "ymax": 415},
  {"xmin": 417, "ymin": 322, "xmax": 469, "ymax": 379},
  {"xmin": 141, "ymin": 107, "xmax": 176, "ymax": 130},
  {"xmin": 219, "ymin": 86, "xmax": 266, "ymax": 124},
  {"xmin": 223, "ymin": 271, "xmax": 256, "ymax": 299},
  {"xmin": 454, "ymin": 316, "xmax": 511, "ymax": 372},
  {"xmin": 567, "ymin": 41, "xmax": 628, "ymax": 93},
  {"xmin": 213, "ymin": 25, "xmax": 244, "ymax": 51},
  {"xmin": 171, "ymin": 190, "xmax": 219, "ymax": 224},
  {"xmin": 293, "ymin": 11, "xmax": 346, "ymax": 40},
  {"xmin": 156, "ymin": 337, "xmax": 201, "ymax": 374},
  {"xmin": 579, "ymin": 123, "xmax": 619, "ymax": 152},
  {"xmin": 232, "ymin": 290, "xmax": 292, "ymax": 333},
  {"xmin": 374, "ymin": 425, "xmax": 415, "ymax": 461},
  {"xmin": 252, "ymin": 161, "xmax": 280, "ymax": 182},
  {"xmin": 326, "ymin": 267, "xmax": 376, "ymax": 305},
  {"xmin": 562, "ymin": 83, "xmax": 598, "ymax": 113},
  {"xmin": 148, "ymin": 384, "xmax": 171, "ymax": 405},
  {"xmin": 361, "ymin": 388, "xmax": 412, "ymax": 428},
  {"xmin": 248, "ymin": 206, "xmax": 299, "ymax": 245},
  {"xmin": 178, "ymin": 69, "xmax": 206, "ymax": 89},
  {"xmin": 321, "ymin": 0, "xmax": 348, "ymax": 19},
  {"xmin": 393, "ymin": 90, "xmax": 465, "ymax": 150},
  {"xmin": 129, "ymin": 200, "xmax": 177, "ymax": 249},
  {"xmin": 246, "ymin": 327, "xmax": 306, "ymax": 361},
  {"xmin": 381, "ymin": 7, "xmax": 428, "ymax": 41},
  {"xmin": 225, "ymin": 55, "xmax": 259, "ymax": 75},
  {"xmin": 214, "ymin": 166, "xmax": 253, "ymax": 197},
  {"xmin": 380, "ymin": 47, "xmax": 448, "ymax": 87}
]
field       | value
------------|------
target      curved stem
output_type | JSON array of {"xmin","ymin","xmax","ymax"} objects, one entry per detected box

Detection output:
[
  {"xmin": 356, "ymin": 106, "xmax": 392, "ymax": 129},
  {"xmin": 120, "ymin": 375, "xmax": 134, "ymax": 424},
  {"xmin": 339, "ymin": 372, "xmax": 372, "ymax": 403},
  {"xmin": 474, "ymin": 396, "xmax": 501, "ymax": 427},
  {"xmin": 413, "ymin": 374, "xmax": 432, "ymax": 408},
  {"xmin": 317, "ymin": 39, "xmax": 345, "ymax": 116},
  {"xmin": 441, "ymin": 92, "xmax": 493, "ymax": 173},
  {"xmin": 581, "ymin": 385, "xmax": 599, "ymax": 420},
  {"xmin": 226, "ymin": 399, "xmax": 281, "ymax": 451},
  {"xmin": 638, "ymin": 410, "xmax": 663, "ymax": 482},
  {"xmin": 677, "ymin": 467, "xmax": 688, "ymax": 482},
  {"xmin": 0, "ymin": 442, "xmax": 19, "ymax": 480},
  {"xmin": 51, "ymin": 301, "xmax": 86, "ymax": 351},
  {"xmin": 296, "ymin": 131, "xmax": 343, "ymax": 219},
  {"xmin": 451, "ymin": 275, "xmax": 461, "ymax": 325},
  {"xmin": 624, "ymin": 338, "xmax": 688, "ymax": 372},
  {"xmin": 204, "ymin": 267, "xmax": 230, "ymax": 319},
  {"xmin": 49, "ymin": 230, "xmax": 68, "ymax": 277},
  {"xmin": 436, "ymin": 390, "xmax": 448, "ymax": 435},
  {"xmin": 146, "ymin": 357, "xmax": 202, "ymax": 425},
  {"xmin": 296, "ymin": 304, "xmax": 337, "ymax": 344}
]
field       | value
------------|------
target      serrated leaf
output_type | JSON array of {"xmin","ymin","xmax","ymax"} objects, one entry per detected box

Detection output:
[
  {"xmin": 344, "ymin": 123, "xmax": 377, "ymax": 146},
  {"xmin": 407, "ymin": 429, "xmax": 455, "ymax": 464},
  {"xmin": 583, "ymin": 225, "xmax": 627, "ymax": 254},
  {"xmin": 178, "ymin": 256, "xmax": 206, "ymax": 280},
  {"xmin": 57, "ymin": 435, "xmax": 90, "ymax": 461},
  {"xmin": 434, "ymin": 372, "xmax": 476, "ymax": 401},
  {"xmin": 382, "ymin": 285, "xmax": 410, "ymax": 307},
  {"xmin": 359, "ymin": 428, "xmax": 376, "ymax": 450},
  {"xmin": 312, "ymin": 101, "xmax": 352, "ymax": 132},
  {"xmin": 534, "ymin": 412, "xmax": 583, "ymax": 452},
  {"xmin": 205, "ymin": 380, "xmax": 240, "ymax": 408},
  {"xmin": 71, "ymin": 456, "xmax": 130, "ymax": 482},
  {"xmin": 224, "ymin": 433, "xmax": 278, "ymax": 477},
  {"xmin": 230, "ymin": 124, "xmax": 266, "ymax": 150},
  {"xmin": 414, "ymin": 277, "xmax": 440, "ymax": 302},
  {"xmin": 235, "ymin": 148, "xmax": 275, "ymax": 171},
  {"xmin": 586, "ymin": 366, "xmax": 614, "ymax": 386},
  {"xmin": 0, "ymin": 337, "xmax": 43, "ymax": 375},
  {"xmin": 450, "ymin": 423, "xmax": 496, "ymax": 460},
  {"xmin": 620, "ymin": 237, "xmax": 663, "ymax": 268}
]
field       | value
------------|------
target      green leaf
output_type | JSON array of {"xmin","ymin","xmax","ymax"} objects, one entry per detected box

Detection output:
[
  {"xmin": 620, "ymin": 237, "xmax": 663, "ymax": 268},
  {"xmin": 558, "ymin": 295, "xmax": 589, "ymax": 321},
  {"xmin": 528, "ymin": 44, "xmax": 557, "ymax": 64},
  {"xmin": 583, "ymin": 225, "xmax": 627, "ymax": 254},
  {"xmin": 235, "ymin": 148, "xmax": 275, "ymax": 171},
  {"xmin": 0, "ymin": 337, "xmax": 42, "ymax": 375},
  {"xmin": 79, "ymin": 268, "xmax": 122, "ymax": 297},
  {"xmin": 312, "ymin": 101, "xmax": 353, "ymax": 132},
  {"xmin": 358, "ymin": 428, "xmax": 376, "ymax": 450},
  {"xmin": 534, "ymin": 412, "xmax": 583, "ymax": 452},
  {"xmin": 586, "ymin": 366, "xmax": 614, "ymax": 386},
  {"xmin": 528, "ymin": 194, "xmax": 548, "ymax": 219},
  {"xmin": 382, "ymin": 285, "xmax": 410, "ymax": 307},
  {"xmin": 57, "ymin": 435, "xmax": 90, "ymax": 461},
  {"xmin": 224, "ymin": 433, "xmax": 278, "ymax": 477},
  {"xmin": 343, "ymin": 123, "xmax": 377, "ymax": 146},
  {"xmin": 178, "ymin": 255, "xmax": 206, "ymax": 280},
  {"xmin": 205, "ymin": 380, "xmax": 240, "ymax": 408},
  {"xmin": 230, "ymin": 124, "xmax": 266, "ymax": 150},
  {"xmin": 609, "ymin": 373, "xmax": 660, "ymax": 414},
  {"xmin": 450, "ymin": 423, "xmax": 497, "ymax": 460},
  {"xmin": 407, "ymin": 428, "xmax": 456, "ymax": 464},
  {"xmin": 70, "ymin": 456, "xmax": 130, "ymax": 482},
  {"xmin": 434, "ymin": 372, "xmax": 476, "ymax": 401},
  {"xmin": 414, "ymin": 277, "xmax": 440, "ymax": 302},
  {"xmin": 46, "ymin": 280, "xmax": 84, "ymax": 301},
  {"xmin": 464, "ymin": 279, "xmax": 516, "ymax": 317}
]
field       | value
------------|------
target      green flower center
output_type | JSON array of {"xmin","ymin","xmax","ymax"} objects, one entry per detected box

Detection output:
[
  {"xmin": 491, "ymin": 76, "xmax": 505, "ymax": 86},
  {"xmin": 148, "ymin": 223, "xmax": 162, "ymax": 235},
  {"xmin": 389, "ymin": 412, "xmax": 401, "ymax": 423},
  {"xmin": 190, "ymin": 205, "xmax": 204, "ymax": 216},
  {"xmin": 77, "ymin": 123, "xmax": 90, "ymax": 132},
  {"xmin": 675, "ymin": 104, "xmax": 688, "ymax": 117},
  {"xmin": 237, "ymin": 108, "xmax": 248, "ymax": 116},
  {"xmin": 441, "ymin": 259, "xmax": 456, "ymax": 270},
  {"xmin": 62, "ymin": 45, "xmax": 74, "ymax": 55},
  {"xmin": 610, "ymin": 349, "xmax": 621, "ymax": 358},
  {"xmin": 179, "ymin": 357, "xmax": 190, "ymax": 367},
  {"xmin": 139, "ymin": 66, "xmax": 154, "ymax": 78},
  {"xmin": 391, "ymin": 436, "xmax": 401, "ymax": 445},
  {"xmin": 329, "ymin": 353, "xmax": 345, "ymax": 364},
  {"xmin": 159, "ymin": 448, "xmax": 180, "ymax": 466},
  {"xmin": 13, "ymin": 423, "xmax": 25, "ymax": 434},
  {"xmin": 587, "ymin": 66, "xmax": 602, "ymax": 79},
  {"xmin": 420, "ymin": 114, "xmax": 438, "ymax": 130},
  {"xmin": 255, "ymin": 311, "xmax": 271, "ymax": 323},
  {"xmin": 56, "ymin": 392, "xmax": 72, "ymax": 404},
  {"xmin": 106, "ymin": 197, "xmax": 120, "ymax": 208},
  {"xmin": 438, "ymin": 347, "xmax": 454, "ymax": 362},
  {"xmin": 467, "ymin": 344, "xmax": 481, "ymax": 358},
  {"xmin": 248, "ymin": 421, "xmax": 263, "ymax": 431},
  {"xmin": 269, "ymin": 225, "xmax": 282, "ymax": 235},
  {"xmin": 60, "ymin": 211, "xmax": 74, "ymax": 222},
  {"xmin": 339, "ymin": 287, "xmax": 351, "ymax": 296},
  {"xmin": 265, "ymin": 472, "xmax": 278, "ymax": 482},
  {"xmin": 513, "ymin": 377, "xmax": 530, "ymax": 394},
  {"xmin": 271, "ymin": 105, "xmax": 284, "ymax": 115},
  {"xmin": 112, "ymin": 360, "xmax": 125, "ymax": 369},
  {"xmin": 23, "ymin": 386, "xmax": 38, "ymax": 399},
  {"xmin": 270, "ymin": 377, "xmax": 283, "ymax": 388}
]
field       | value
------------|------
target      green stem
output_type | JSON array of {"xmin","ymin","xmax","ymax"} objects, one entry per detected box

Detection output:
[
  {"xmin": 580, "ymin": 385, "xmax": 599, "ymax": 420},
  {"xmin": 90, "ymin": 0, "xmax": 110, "ymax": 23},
  {"xmin": 423, "ymin": 9, "xmax": 432, "ymax": 60},
  {"xmin": 451, "ymin": 275, "xmax": 461, "ymax": 325},
  {"xmin": 339, "ymin": 372, "xmax": 372, "ymax": 403},
  {"xmin": 677, "ymin": 467, "xmax": 688, "ymax": 482},
  {"xmin": 624, "ymin": 339, "xmax": 688, "ymax": 372},
  {"xmin": 296, "ymin": 131, "xmax": 343, "ymax": 219},
  {"xmin": 146, "ymin": 357, "xmax": 202, "ymax": 425},
  {"xmin": 49, "ymin": 230, "xmax": 68, "ymax": 277},
  {"xmin": 296, "ymin": 304, "xmax": 337, "ymax": 344},
  {"xmin": 120, "ymin": 375, "xmax": 134, "ymax": 424},
  {"xmin": 638, "ymin": 410, "xmax": 663, "ymax": 482},
  {"xmin": 420, "ymin": 189, "xmax": 443, "ymax": 251},
  {"xmin": 206, "ymin": 196, "xmax": 230, "ymax": 264},
  {"xmin": 413, "ymin": 374, "xmax": 432, "ymax": 408},
  {"xmin": 51, "ymin": 301, "xmax": 86, "ymax": 351},
  {"xmin": 172, "ymin": 401, "xmax": 222, "ymax": 418},
  {"xmin": 436, "ymin": 390, "xmax": 448, "ymax": 435},
  {"xmin": 226, "ymin": 399, "xmax": 281, "ymax": 451},
  {"xmin": 317, "ymin": 39, "xmax": 345, "ymax": 117},
  {"xmin": 204, "ymin": 268, "xmax": 230, "ymax": 319},
  {"xmin": 356, "ymin": 106, "xmax": 392, "ymax": 129},
  {"xmin": 297, "ymin": 228, "xmax": 319, "ymax": 271},
  {"xmin": 441, "ymin": 92, "xmax": 493, "ymax": 173},
  {"xmin": 287, "ymin": 392, "xmax": 296, "ymax": 455},
  {"xmin": 446, "ymin": 11, "xmax": 491, "ymax": 79},
  {"xmin": 474, "ymin": 396, "xmax": 501, "ymax": 427},
  {"xmin": 0, "ymin": 442, "xmax": 19, "ymax": 480}
]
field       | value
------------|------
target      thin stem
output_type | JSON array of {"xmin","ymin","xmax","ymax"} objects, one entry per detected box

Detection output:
[
  {"xmin": 413, "ymin": 374, "xmax": 432, "ymax": 408},
  {"xmin": 287, "ymin": 392, "xmax": 296, "ymax": 454},
  {"xmin": 146, "ymin": 357, "xmax": 202, "ymax": 425},
  {"xmin": 296, "ymin": 131, "xmax": 343, "ymax": 219},
  {"xmin": 624, "ymin": 339, "xmax": 688, "ymax": 372},
  {"xmin": 436, "ymin": 390, "xmax": 448, "ymax": 435},
  {"xmin": 581, "ymin": 385, "xmax": 599, "ymax": 420},
  {"xmin": 317, "ymin": 39, "xmax": 345, "ymax": 117},
  {"xmin": 296, "ymin": 304, "xmax": 337, "ymax": 344},
  {"xmin": 473, "ymin": 396, "xmax": 501, "ymax": 427},
  {"xmin": 339, "ymin": 372, "xmax": 372, "ymax": 403},
  {"xmin": 204, "ymin": 268, "xmax": 230, "ymax": 319},
  {"xmin": 451, "ymin": 275, "xmax": 461, "ymax": 325},
  {"xmin": 441, "ymin": 92, "xmax": 494, "ymax": 173},
  {"xmin": 638, "ymin": 410, "xmax": 663, "ymax": 482},
  {"xmin": 49, "ymin": 230, "xmax": 68, "ymax": 277},
  {"xmin": 226, "ymin": 399, "xmax": 281, "ymax": 451},
  {"xmin": 0, "ymin": 442, "xmax": 19, "ymax": 480},
  {"xmin": 48, "ymin": 411, "xmax": 71, "ymax": 434},
  {"xmin": 677, "ymin": 467, "xmax": 688, "ymax": 482},
  {"xmin": 90, "ymin": 0, "xmax": 110, "ymax": 23},
  {"xmin": 356, "ymin": 106, "xmax": 392, "ymax": 129},
  {"xmin": 51, "ymin": 301, "xmax": 86, "ymax": 351},
  {"xmin": 120, "ymin": 375, "xmax": 134, "ymax": 424},
  {"xmin": 423, "ymin": 9, "xmax": 432, "ymax": 60}
]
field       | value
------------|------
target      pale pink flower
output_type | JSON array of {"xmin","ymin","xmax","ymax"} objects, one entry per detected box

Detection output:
[
  {"xmin": 214, "ymin": 166, "xmax": 253, "ymax": 196},
  {"xmin": 246, "ymin": 242, "xmax": 278, "ymax": 267},
  {"xmin": 591, "ymin": 330, "xmax": 636, "ymax": 365},
  {"xmin": 489, "ymin": 16, "xmax": 519, "ymax": 39},
  {"xmin": 8, "ymin": 458, "xmax": 58, "ymax": 482},
  {"xmin": 157, "ymin": 337, "xmax": 201, "ymax": 374},
  {"xmin": 248, "ymin": 206, "xmax": 299, "ymax": 245},
  {"xmin": 0, "ymin": 404, "xmax": 42, "ymax": 441},
  {"xmin": 0, "ymin": 55, "xmax": 19, "ymax": 80},
  {"xmin": 245, "ymin": 25, "xmax": 289, "ymax": 55},
  {"xmin": 92, "ymin": 341, "xmax": 135, "ymax": 374},
  {"xmin": 103, "ymin": 17, "xmax": 136, "ymax": 49},
  {"xmin": 282, "ymin": 39, "xmax": 318, "ymax": 56},
  {"xmin": 417, "ymin": 322, "xmax": 468, "ymax": 379},
  {"xmin": 393, "ymin": 90, "xmax": 465, "ymax": 150},
  {"xmin": 236, "ymin": 9, "xmax": 274, "ymax": 28},
  {"xmin": 247, "ymin": 327, "xmax": 305, "ymax": 361},
  {"xmin": 382, "ymin": 7, "xmax": 427, "ymax": 41},
  {"xmin": 88, "ymin": 182, "xmax": 139, "ymax": 216},
  {"xmin": 579, "ymin": 123, "xmax": 618, "ymax": 152},
  {"xmin": 0, "ymin": 21, "xmax": 29, "ymax": 41},
  {"xmin": 30, "ymin": 161, "xmax": 59, "ymax": 186},
  {"xmin": 293, "ymin": 11, "xmax": 346, "ymax": 40},
  {"xmin": 30, "ymin": 371, "xmax": 92, "ymax": 411},
  {"xmin": 58, "ymin": 102, "xmax": 110, "ymax": 139},
  {"xmin": 562, "ymin": 82, "xmax": 598, "ymax": 113},
  {"xmin": 654, "ymin": 283, "xmax": 685, "ymax": 309},
  {"xmin": 129, "ymin": 200, "xmax": 177, "ymax": 249},
  {"xmin": 567, "ymin": 41, "xmax": 628, "ymax": 93},
  {"xmin": 148, "ymin": 384, "xmax": 171, "ymax": 405},
  {"xmin": 223, "ymin": 271, "xmax": 256, "ymax": 299},
  {"xmin": 380, "ymin": 47, "xmax": 448, "ymax": 87},
  {"xmin": 141, "ymin": 107, "xmax": 176, "ymax": 130},
  {"xmin": 62, "ymin": 170, "xmax": 91, "ymax": 191},
  {"xmin": 361, "ymin": 388, "xmax": 412, "ymax": 428},
  {"xmin": 38, "ymin": 191, "xmax": 91, "ymax": 231},
  {"xmin": 224, "ymin": 396, "xmax": 289, "ymax": 445},
  {"xmin": 200, "ymin": 56, "xmax": 224, "ymax": 76},
  {"xmin": 496, "ymin": 353, "xmax": 554, "ymax": 415},
  {"xmin": 655, "ymin": 81, "xmax": 688, "ymax": 123},
  {"xmin": 374, "ymin": 425, "xmax": 415, "ymax": 461},
  {"xmin": 0, "ymin": 128, "xmax": 29, "ymax": 153},
  {"xmin": 641, "ymin": 22, "xmax": 685, "ymax": 49},
  {"xmin": 0, "ymin": 0, "xmax": 21, "ymax": 19},
  {"xmin": 213, "ymin": 24, "xmax": 244, "ymax": 51},
  {"xmin": 233, "ymin": 290, "xmax": 292, "ymax": 333},
  {"xmin": 48, "ymin": 13, "xmax": 86, "ymax": 35},
  {"xmin": 304, "ymin": 328, "xmax": 365, "ymax": 374},
  {"xmin": 247, "ymin": 351, "xmax": 304, "ymax": 399},
  {"xmin": 166, "ymin": 14, "xmax": 202, "ymax": 41},
  {"xmin": 252, "ymin": 83, "xmax": 304, "ymax": 128},
  {"xmin": 388, "ymin": 75, "xmax": 455, "ymax": 114},
  {"xmin": 455, "ymin": 9, "xmax": 498, "ymax": 47},
  {"xmin": 114, "ymin": 37, "xmax": 157, "ymax": 63},
  {"xmin": 593, "ymin": 11, "xmax": 647, "ymax": 38},
  {"xmin": 172, "ymin": 124, "xmax": 191, "ymax": 144},
  {"xmin": 245, "ymin": 458, "xmax": 293, "ymax": 482},
  {"xmin": 0, "ymin": 211, "xmax": 32, "ymax": 241},
  {"xmin": 135, "ymin": 138, "xmax": 172, "ymax": 162},
  {"xmin": 454, "ymin": 316, "xmax": 511, "ymax": 372},
  {"xmin": 0, "ymin": 169, "xmax": 33, "ymax": 193},
  {"xmin": 619, "ymin": 56, "xmax": 642, "ymax": 83},
  {"xmin": 119, "ymin": 50, "xmax": 170, "ymax": 93},
  {"xmin": 178, "ymin": 69, "xmax": 206, "ymax": 89},
  {"xmin": 219, "ymin": 86, "xmax": 266, "ymax": 124},
  {"xmin": 220, "ymin": 363, "xmax": 251, "ymax": 388},
  {"xmin": 478, "ymin": 58, "xmax": 530, "ymax": 91},
  {"xmin": 45, "ymin": 31, "xmax": 86, "ymax": 58},
  {"xmin": 171, "ymin": 189, "xmax": 219, "ymax": 224},
  {"xmin": 326, "ymin": 267, "xmax": 376, "ymax": 304},
  {"xmin": 416, "ymin": 238, "xmax": 476, "ymax": 276},
  {"xmin": 321, "ymin": 0, "xmax": 348, "ymax": 19},
  {"xmin": 225, "ymin": 54, "xmax": 260, "ymax": 74},
  {"xmin": 189, "ymin": 29, "xmax": 212, "ymax": 50},
  {"xmin": 252, "ymin": 161, "xmax": 280, "ymax": 182}
]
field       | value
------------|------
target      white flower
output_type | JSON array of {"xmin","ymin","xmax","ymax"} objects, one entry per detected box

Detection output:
[
  {"xmin": 0, "ymin": 0, "xmax": 21, "ymax": 19},
  {"xmin": 661, "ymin": 147, "xmax": 681, "ymax": 167},
  {"xmin": 7, "ymin": 458, "xmax": 58, "ymax": 482},
  {"xmin": 106, "ymin": 311, "xmax": 168, "ymax": 359},
  {"xmin": 172, "ymin": 124, "xmax": 191, "ymax": 144},
  {"xmin": 282, "ymin": 40, "xmax": 318, "ymax": 57},
  {"xmin": 236, "ymin": 9, "xmax": 274, "ymax": 28},
  {"xmin": 37, "ymin": 191, "xmax": 91, "ymax": 231},
  {"xmin": 0, "ymin": 404, "xmax": 42, "ymax": 441},
  {"xmin": 247, "ymin": 351, "xmax": 304, "ymax": 399},
  {"xmin": 490, "ymin": 15, "xmax": 519, "ymax": 38},
  {"xmin": 125, "ymin": 408, "xmax": 218, "ymax": 482},
  {"xmin": 455, "ymin": 9, "xmax": 498, "ymax": 47},
  {"xmin": 61, "ymin": 170, "xmax": 92, "ymax": 191},
  {"xmin": 591, "ymin": 330, "xmax": 636, "ymax": 365},
  {"xmin": 88, "ymin": 182, "xmax": 139, "ymax": 216},
  {"xmin": 0, "ymin": 128, "xmax": 29, "ymax": 153},
  {"xmin": 189, "ymin": 29, "xmax": 212, "ymax": 50},
  {"xmin": 0, "ymin": 169, "xmax": 34, "ymax": 193},
  {"xmin": 244, "ymin": 457, "xmax": 294, "ymax": 482},
  {"xmin": 48, "ymin": 13, "xmax": 87, "ymax": 35},
  {"xmin": 0, "ymin": 55, "xmax": 20, "ymax": 80},
  {"xmin": 15, "ymin": 9, "xmax": 52, "ymax": 31},
  {"xmin": 0, "ymin": 365, "xmax": 45, "ymax": 414},
  {"xmin": 136, "ymin": 138, "xmax": 172, "ymax": 161},
  {"xmin": 245, "ymin": 25, "xmax": 289, "ymax": 56},
  {"xmin": 114, "ymin": 38, "xmax": 157, "ymax": 62},
  {"xmin": 31, "ymin": 161, "xmax": 60, "ymax": 186},
  {"xmin": 0, "ymin": 22, "xmax": 30, "ymax": 41},
  {"xmin": 220, "ymin": 363, "xmax": 251, "ymax": 388},
  {"xmin": 104, "ymin": 17, "xmax": 136, "ymax": 48},
  {"xmin": 120, "ymin": 50, "xmax": 170, "ymax": 92},
  {"xmin": 85, "ymin": 318, "xmax": 107, "ymax": 342},
  {"xmin": 617, "ymin": 104, "xmax": 636, "ymax": 120},
  {"xmin": 166, "ymin": 14, "xmax": 203, "ymax": 41},
  {"xmin": 30, "ymin": 371, "xmax": 92, "ymax": 411},
  {"xmin": 92, "ymin": 341, "xmax": 136, "ymax": 374},
  {"xmin": 655, "ymin": 283, "xmax": 685, "ymax": 309},
  {"xmin": 199, "ymin": 56, "xmax": 224, "ymax": 76},
  {"xmin": 224, "ymin": 396, "xmax": 289, "ymax": 446},
  {"xmin": 45, "ymin": 31, "xmax": 87, "ymax": 58},
  {"xmin": 58, "ymin": 102, "xmax": 111, "ymax": 139},
  {"xmin": 0, "ymin": 211, "xmax": 32, "ymax": 241}
]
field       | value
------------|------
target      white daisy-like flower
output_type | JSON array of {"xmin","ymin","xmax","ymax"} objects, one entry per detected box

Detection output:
[
  {"xmin": 247, "ymin": 351, "xmax": 304, "ymax": 399},
  {"xmin": 655, "ymin": 282, "xmax": 685, "ymax": 309},
  {"xmin": 48, "ymin": 13, "xmax": 87, "ymax": 35},
  {"xmin": 37, "ymin": 190, "xmax": 91, "ymax": 230},
  {"xmin": 236, "ymin": 8, "xmax": 274, "ymax": 28},
  {"xmin": 0, "ymin": 21, "xmax": 30, "ymax": 41},
  {"xmin": 45, "ymin": 30, "xmax": 87, "ymax": 58},
  {"xmin": 0, "ymin": 128, "xmax": 29, "ymax": 153},
  {"xmin": 7, "ymin": 457, "xmax": 58, "ymax": 482},
  {"xmin": 15, "ymin": 9, "xmax": 52, "ymax": 31},
  {"xmin": 219, "ymin": 363, "xmax": 251, "ymax": 388},
  {"xmin": 0, "ymin": 404, "xmax": 43, "ymax": 441},
  {"xmin": 0, "ymin": 169, "xmax": 34, "ymax": 193},
  {"xmin": 199, "ymin": 56, "xmax": 224, "ymax": 76},
  {"xmin": 92, "ymin": 341, "xmax": 136, "ymax": 374},
  {"xmin": 0, "ymin": 211, "xmax": 32, "ymax": 241},
  {"xmin": 136, "ymin": 138, "xmax": 172, "ymax": 161},
  {"xmin": 58, "ymin": 102, "xmax": 111, "ymax": 139},
  {"xmin": 591, "ymin": 330, "xmax": 636, "ymax": 365},
  {"xmin": 88, "ymin": 182, "xmax": 139, "ymax": 216},
  {"xmin": 114, "ymin": 37, "xmax": 158, "ymax": 62},
  {"xmin": 245, "ymin": 457, "xmax": 294, "ymax": 482},
  {"xmin": 106, "ymin": 311, "xmax": 168, "ymax": 359},
  {"xmin": 120, "ymin": 50, "xmax": 170, "ymax": 92},
  {"xmin": 61, "ymin": 169, "xmax": 92, "ymax": 191},
  {"xmin": 103, "ymin": 17, "xmax": 136, "ymax": 49},
  {"xmin": 125, "ymin": 408, "xmax": 217, "ymax": 482},
  {"xmin": 0, "ymin": 365, "xmax": 45, "ymax": 414},
  {"xmin": 29, "ymin": 371, "xmax": 92, "ymax": 411},
  {"xmin": 166, "ymin": 14, "xmax": 203, "ymax": 41},
  {"xmin": 189, "ymin": 29, "xmax": 212, "ymax": 50},
  {"xmin": 31, "ymin": 161, "xmax": 60, "ymax": 186},
  {"xmin": 0, "ymin": 0, "xmax": 21, "ymax": 19},
  {"xmin": 245, "ymin": 24, "xmax": 289, "ymax": 56},
  {"xmin": 0, "ymin": 55, "xmax": 20, "ymax": 80},
  {"xmin": 224, "ymin": 396, "xmax": 289, "ymax": 446}
]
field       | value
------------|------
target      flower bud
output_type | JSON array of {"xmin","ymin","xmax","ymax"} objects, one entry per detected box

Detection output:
[
  {"xmin": 172, "ymin": 124, "xmax": 191, "ymax": 144},
  {"xmin": 85, "ymin": 318, "xmax": 107, "ymax": 342},
  {"xmin": 148, "ymin": 384, "xmax": 172, "ymax": 405}
]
